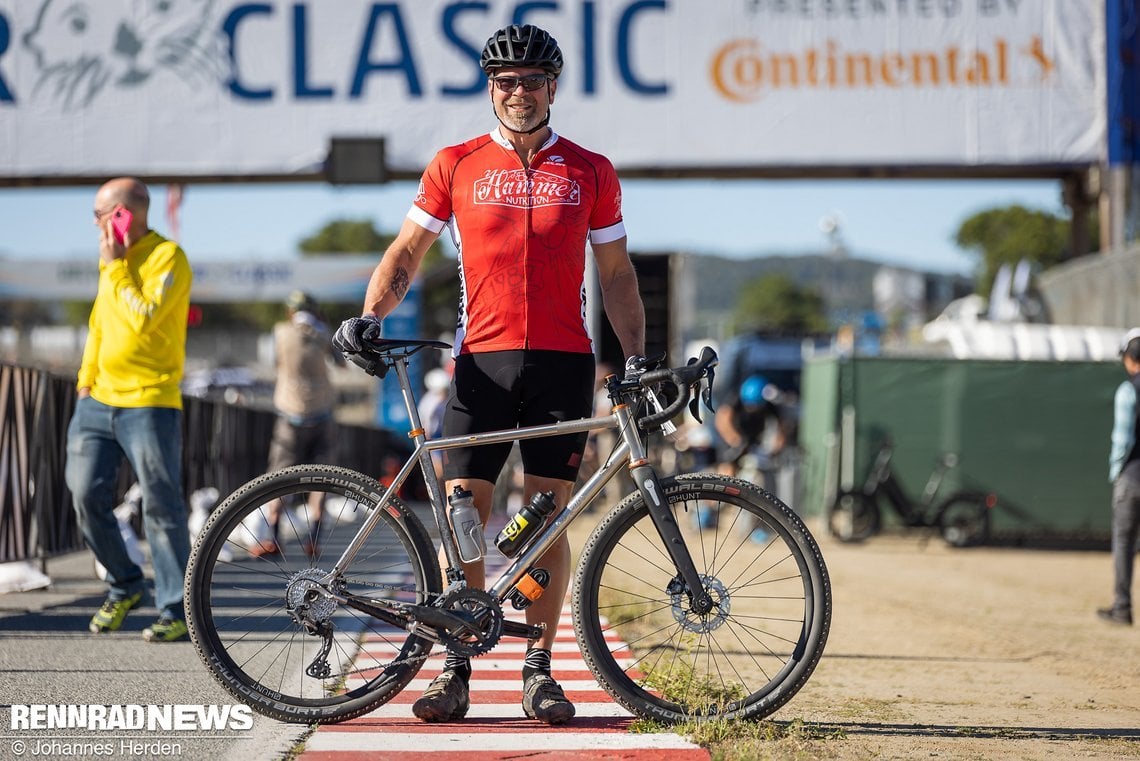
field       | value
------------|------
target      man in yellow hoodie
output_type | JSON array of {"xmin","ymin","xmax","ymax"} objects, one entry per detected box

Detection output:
[{"xmin": 65, "ymin": 177, "xmax": 193, "ymax": 642}]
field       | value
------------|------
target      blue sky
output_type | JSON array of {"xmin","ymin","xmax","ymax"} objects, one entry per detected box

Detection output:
[{"xmin": 0, "ymin": 177, "xmax": 1063, "ymax": 276}]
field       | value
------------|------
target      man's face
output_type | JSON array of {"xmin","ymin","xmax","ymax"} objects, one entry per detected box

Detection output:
[{"xmin": 488, "ymin": 67, "xmax": 555, "ymax": 133}]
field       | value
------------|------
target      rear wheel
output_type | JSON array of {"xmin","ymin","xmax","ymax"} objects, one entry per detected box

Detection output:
[
  {"xmin": 828, "ymin": 490, "xmax": 881, "ymax": 542},
  {"xmin": 573, "ymin": 474, "xmax": 831, "ymax": 723},
  {"xmin": 186, "ymin": 465, "xmax": 441, "ymax": 723}
]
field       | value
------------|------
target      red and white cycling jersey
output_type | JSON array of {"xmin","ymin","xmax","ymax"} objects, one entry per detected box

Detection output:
[{"xmin": 408, "ymin": 128, "xmax": 626, "ymax": 355}]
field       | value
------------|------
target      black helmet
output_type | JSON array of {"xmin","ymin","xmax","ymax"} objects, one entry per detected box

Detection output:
[{"xmin": 479, "ymin": 24, "xmax": 563, "ymax": 77}]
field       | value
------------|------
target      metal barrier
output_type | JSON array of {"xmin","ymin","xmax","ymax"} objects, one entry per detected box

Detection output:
[{"xmin": 0, "ymin": 363, "xmax": 414, "ymax": 564}]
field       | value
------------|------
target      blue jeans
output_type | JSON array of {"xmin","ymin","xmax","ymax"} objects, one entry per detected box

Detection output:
[{"xmin": 65, "ymin": 397, "xmax": 190, "ymax": 620}]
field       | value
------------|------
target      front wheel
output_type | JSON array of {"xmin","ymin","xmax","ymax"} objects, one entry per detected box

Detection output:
[
  {"xmin": 937, "ymin": 495, "xmax": 991, "ymax": 547},
  {"xmin": 185, "ymin": 465, "xmax": 442, "ymax": 724},
  {"xmin": 573, "ymin": 474, "xmax": 831, "ymax": 723},
  {"xmin": 828, "ymin": 490, "xmax": 881, "ymax": 542}
]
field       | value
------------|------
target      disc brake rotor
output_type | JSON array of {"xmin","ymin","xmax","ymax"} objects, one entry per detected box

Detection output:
[{"xmin": 670, "ymin": 575, "xmax": 731, "ymax": 633}]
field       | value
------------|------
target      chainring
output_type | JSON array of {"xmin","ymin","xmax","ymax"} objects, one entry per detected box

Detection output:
[{"xmin": 435, "ymin": 588, "xmax": 504, "ymax": 657}]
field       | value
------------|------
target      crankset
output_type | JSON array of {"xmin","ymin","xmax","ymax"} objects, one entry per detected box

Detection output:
[{"xmin": 432, "ymin": 588, "xmax": 504, "ymax": 656}]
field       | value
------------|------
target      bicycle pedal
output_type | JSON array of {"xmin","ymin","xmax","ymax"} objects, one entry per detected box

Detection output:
[{"xmin": 507, "ymin": 568, "xmax": 550, "ymax": 610}]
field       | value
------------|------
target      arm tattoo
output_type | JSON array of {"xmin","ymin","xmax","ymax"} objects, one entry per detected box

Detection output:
[{"xmin": 391, "ymin": 267, "xmax": 410, "ymax": 299}]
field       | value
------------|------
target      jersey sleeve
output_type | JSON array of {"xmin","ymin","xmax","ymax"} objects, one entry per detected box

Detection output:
[
  {"xmin": 589, "ymin": 156, "xmax": 626, "ymax": 245},
  {"xmin": 408, "ymin": 149, "xmax": 455, "ymax": 234}
]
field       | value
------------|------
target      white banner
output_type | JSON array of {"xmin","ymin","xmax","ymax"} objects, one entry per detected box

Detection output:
[
  {"xmin": 0, "ymin": 256, "xmax": 378, "ymax": 302},
  {"xmin": 0, "ymin": 0, "xmax": 1105, "ymax": 178}
]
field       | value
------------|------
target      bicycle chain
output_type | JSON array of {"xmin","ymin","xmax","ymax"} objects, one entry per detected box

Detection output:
[{"xmin": 299, "ymin": 578, "xmax": 456, "ymax": 681}]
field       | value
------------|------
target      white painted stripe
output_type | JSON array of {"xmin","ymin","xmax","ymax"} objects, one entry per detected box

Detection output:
[
  {"xmin": 357, "ymin": 702, "xmax": 632, "ymax": 719},
  {"xmin": 361, "ymin": 642, "xmax": 615, "ymax": 655},
  {"xmin": 345, "ymin": 678, "xmax": 604, "ymax": 692},
  {"xmin": 305, "ymin": 731, "xmax": 700, "ymax": 752}
]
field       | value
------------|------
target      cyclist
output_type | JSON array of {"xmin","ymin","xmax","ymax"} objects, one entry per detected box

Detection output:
[
  {"xmin": 709, "ymin": 375, "xmax": 785, "ymax": 538},
  {"xmin": 334, "ymin": 23, "xmax": 646, "ymax": 725},
  {"xmin": 715, "ymin": 375, "xmax": 785, "ymax": 481}
]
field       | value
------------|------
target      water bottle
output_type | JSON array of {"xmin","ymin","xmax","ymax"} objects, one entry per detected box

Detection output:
[
  {"xmin": 448, "ymin": 486, "xmax": 485, "ymax": 563},
  {"xmin": 496, "ymin": 491, "xmax": 556, "ymax": 557}
]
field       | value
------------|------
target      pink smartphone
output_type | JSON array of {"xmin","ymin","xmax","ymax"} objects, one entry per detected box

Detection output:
[{"xmin": 110, "ymin": 207, "xmax": 133, "ymax": 245}]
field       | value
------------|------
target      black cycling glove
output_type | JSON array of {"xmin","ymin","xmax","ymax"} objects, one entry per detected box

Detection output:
[
  {"xmin": 624, "ymin": 354, "xmax": 649, "ymax": 381},
  {"xmin": 333, "ymin": 315, "xmax": 383, "ymax": 353}
]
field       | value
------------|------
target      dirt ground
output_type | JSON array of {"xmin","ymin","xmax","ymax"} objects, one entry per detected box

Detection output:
[
  {"xmin": 755, "ymin": 523, "xmax": 1140, "ymax": 760},
  {"xmin": 563, "ymin": 514, "xmax": 1138, "ymax": 760}
]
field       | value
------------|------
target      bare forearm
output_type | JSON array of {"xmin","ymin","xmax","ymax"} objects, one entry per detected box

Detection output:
[
  {"xmin": 362, "ymin": 219, "xmax": 437, "ymax": 317},
  {"xmin": 363, "ymin": 253, "xmax": 414, "ymax": 317},
  {"xmin": 600, "ymin": 267, "xmax": 645, "ymax": 359}
]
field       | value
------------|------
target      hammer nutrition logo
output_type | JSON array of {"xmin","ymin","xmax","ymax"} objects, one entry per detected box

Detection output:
[
  {"xmin": 9, "ymin": 704, "xmax": 254, "ymax": 731},
  {"xmin": 473, "ymin": 169, "xmax": 581, "ymax": 209}
]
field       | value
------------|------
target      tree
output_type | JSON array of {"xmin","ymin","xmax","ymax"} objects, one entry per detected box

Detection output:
[
  {"xmin": 953, "ymin": 204, "xmax": 1098, "ymax": 296},
  {"xmin": 731, "ymin": 273, "xmax": 829, "ymax": 334},
  {"xmin": 298, "ymin": 219, "xmax": 393, "ymax": 255}
]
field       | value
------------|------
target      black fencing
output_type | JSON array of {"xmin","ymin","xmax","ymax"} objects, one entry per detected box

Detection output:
[{"xmin": 0, "ymin": 363, "xmax": 416, "ymax": 564}]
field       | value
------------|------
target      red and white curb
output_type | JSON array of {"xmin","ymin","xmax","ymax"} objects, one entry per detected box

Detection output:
[{"xmin": 299, "ymin": 604, "xmax": 710, "ymax": 760}]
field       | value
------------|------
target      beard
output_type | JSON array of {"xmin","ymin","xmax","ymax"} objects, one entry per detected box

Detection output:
[{"xmin": 496, "ymin": 101, "xmax": 546, "ymax": 133}]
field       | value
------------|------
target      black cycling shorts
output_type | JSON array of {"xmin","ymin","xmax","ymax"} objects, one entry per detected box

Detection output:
[{"xmin": 441, "ymin": 350, "xmax": 595, "ymax": 483}]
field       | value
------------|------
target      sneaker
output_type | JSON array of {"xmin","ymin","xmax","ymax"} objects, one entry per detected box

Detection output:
[
  {"xmin": 412, "ymin": 670, "xmax": 470, "ymax": 722},
  {"xmin": 522, "ymin": 673, "xmax": 575, "ymax": 725},
  {"xmin": 142, "ymin": 616, "xmax": 188, "ymax": 642},
  {"xmin": 89, "ymin": 592, "xmax": 143, "ymax": 633},
  {"xmin": 1097, "ymin": 606, "xmax": 1133, "ymax": 626},
  {"xmin": 750, "ymin": 527, "xmax": 771, "ymax": 544},
  {"xmin": 302, "ymin": 539, "xmax": 319, "ymax": 560}
]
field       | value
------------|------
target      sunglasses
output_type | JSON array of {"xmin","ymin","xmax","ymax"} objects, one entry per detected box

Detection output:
[{"xmin": 491, "ymin": 74, "xmax": 551, "ymax": 93}]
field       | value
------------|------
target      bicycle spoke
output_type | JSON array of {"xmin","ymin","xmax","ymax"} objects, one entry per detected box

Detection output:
[{"xmin": 575, "ymin": 474, "xmax": 830, "ymax": 722}]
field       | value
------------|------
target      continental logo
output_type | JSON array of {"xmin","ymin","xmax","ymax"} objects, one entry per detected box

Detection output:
[{"xmin": 711, "ymin": 36, "xmax": 1055, "ymax": 102}]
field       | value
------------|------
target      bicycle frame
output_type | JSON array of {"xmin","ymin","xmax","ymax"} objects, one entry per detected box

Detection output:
[
  {"xmin": 863, "ymin": 444, "xmax": 954, "ymax": 527},
  {"xmin": 330, "ymin": 354, "xmax": 709, "ymax": 614},
  {"xmin": 185, "ymin": 339, "xmax": 834, "ymax": 725}
]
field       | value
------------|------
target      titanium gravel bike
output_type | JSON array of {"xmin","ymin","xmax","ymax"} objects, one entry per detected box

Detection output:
[{"xmin": 185, "ymin": 338, "xmax": 831, "ymax": 725}]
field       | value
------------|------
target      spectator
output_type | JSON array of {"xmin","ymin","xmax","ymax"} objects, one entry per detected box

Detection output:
[
  {"xmin": 65, "ymin": 177, "xmax": 193, "ymax": 643},
  {"xmin": 1098, "ymin": 327, "xmax": 1140, "ymax": 626},
  {"xmin": 714, "ymin": 374, "xmax": 785, "ymax": 484},
  {"xmin": 710, "ymin": 375, "xmax": 785, "ymax": 541},
  {"xmin": 418, "ymin": 365, "xmax": 453, "ymax": 480},
  {"xmin": 251, "ymin": 291, "xmax": 345, "ymax": 559}
]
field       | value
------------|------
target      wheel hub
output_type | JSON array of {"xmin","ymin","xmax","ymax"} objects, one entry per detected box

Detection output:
[
  {"xmin": 286, "ymin": 568, "xmax": 338, "ymax": 628},
  {"xmin": 670, "ymin": 575, "xmax": 730, "ymax": 633}
]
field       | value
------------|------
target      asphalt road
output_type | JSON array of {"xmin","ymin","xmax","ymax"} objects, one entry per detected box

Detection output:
[{"xmin": 0, "ymin": 549, "xmax": 310, "ymax": 761}]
